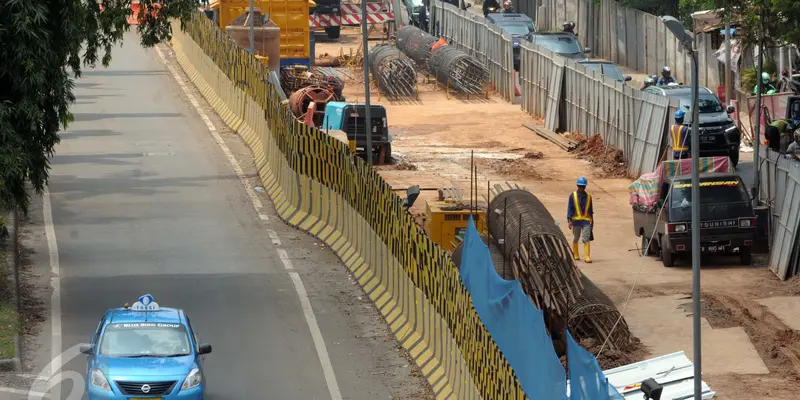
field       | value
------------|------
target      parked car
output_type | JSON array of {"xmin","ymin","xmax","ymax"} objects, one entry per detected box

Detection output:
[
  {"xmin": 644, "ymin": 84, "xmax": 740, "ymax": 166},
  {"xmin": 578, "ymin": 61, "xmax": 631, "ymax": 84},
  {"xmin": 486, "ymin": 13, "xmax": 535, "ymax": 71},
  {"xmin": 403, "ymin": 0, "xmax": 428, "ymax": 30},
  {"xmin": 529, "ymin": 32, "xmax": 590, "ymax": 62}
]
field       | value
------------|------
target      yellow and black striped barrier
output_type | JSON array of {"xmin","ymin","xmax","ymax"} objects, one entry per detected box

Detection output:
[{"xmin": 171, "ymin": 13, "xmax": 528, "ymax": 400}]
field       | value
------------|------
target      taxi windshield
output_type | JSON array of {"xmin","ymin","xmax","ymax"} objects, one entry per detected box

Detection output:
[{"xmin": 100, "ymin": 323, "xmax": 192, "ymax": 358}]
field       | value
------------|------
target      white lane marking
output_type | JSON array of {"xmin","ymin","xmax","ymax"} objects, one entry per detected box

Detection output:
[
  {"xmin": 0, "ymin": 386, "xmax": 51, "ymax": 398},
  {"xmin": 277, "ymin": 248, "xmax": 293, "ymax": 270},
  {"xmin": 289, "ymin": 272, "xmax": 343, "ymax": 400},
  {"xmin": 267, "ymin": 229, "xmax": 282, "ymax": 245},
  {"xmin": 158, "ymin": 44, "xmax": 341, "ymax": 400},
  {"xmin": 154, "ymin": 45, "xmax": 267, "ymax": 221},
  {"xmin": 42, "ymin": 188, "xmax": 62, "ymax": 400}
]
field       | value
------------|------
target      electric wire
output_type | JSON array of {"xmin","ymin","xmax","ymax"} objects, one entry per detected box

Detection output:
[{"xmin": 596, "ymin": 130, "xmax": 691, "ymax": 357}]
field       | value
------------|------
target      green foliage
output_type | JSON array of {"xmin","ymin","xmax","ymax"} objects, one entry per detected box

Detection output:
[
  {"xmin": 677, "ymin": 0, "xmax": 715, "ymax": 27},
  {"xmin": 716, "ymin": 0, "xmax": 800, "ymax": 49},
  {"xmin": 0, "ymin": 0, "xmax": 200, "ymax": 214}
]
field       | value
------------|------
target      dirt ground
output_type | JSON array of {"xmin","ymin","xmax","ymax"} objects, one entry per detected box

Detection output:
[{"xmin": 315, "ymin": 27, "xmax": 800, "ymax": 398}]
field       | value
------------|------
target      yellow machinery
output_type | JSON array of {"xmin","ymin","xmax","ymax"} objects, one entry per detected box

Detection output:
[
  {"xmin": 423, "ymin": 188, "xmax": 487, "ymax": 253},
  {"xmin": 208, "ymin": 0, "xmax": 311, "ymax": 67},
  {"xmin": 326, "ymin": 129, "xmax": 357, "ymax": 153}
]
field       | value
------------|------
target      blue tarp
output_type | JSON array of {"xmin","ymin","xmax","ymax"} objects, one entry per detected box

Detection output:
[
  {"xmin": 460, "ymin": 217, "xmax": 621, "ymax": 399},
  {"xmin": 460, "ymin": 218, "xmax": 568, "ymax": 399},
  {"xmin": 567, "ymin": 331, "xmax": 623, "ymax": 399}
]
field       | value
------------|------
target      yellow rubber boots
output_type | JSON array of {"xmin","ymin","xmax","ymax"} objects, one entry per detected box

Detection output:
[
  {"xmin": 572, "ymin": 243, "xmax": 580, "ymax": 260},
  {"xmin": 584, "ymin": 243, "xmax": 592, "ymax": 263}
]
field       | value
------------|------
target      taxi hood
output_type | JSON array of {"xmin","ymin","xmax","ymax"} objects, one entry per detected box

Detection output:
[{"xmin": 97, "ymin": 355, "xmax": 195, "ymax": 377}]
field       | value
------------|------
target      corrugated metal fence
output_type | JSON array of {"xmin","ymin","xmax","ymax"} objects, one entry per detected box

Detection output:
[
  {"xmin": 758, "ymin": 147, "xmax": 800, "ymax": 280},
  {"xmin": 428, "ymin": 0, "xmax": 515, "ymax": 100},
  {"xmin": 518, "ymin": 42, "xmax": 677, "ymax": 175},
  {"xmin": 517, "ymin": 0, "xmax": 721, "ymax": 89}
]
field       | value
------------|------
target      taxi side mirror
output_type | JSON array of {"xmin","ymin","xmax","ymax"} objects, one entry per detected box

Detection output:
[
  {"xmin": 198, "ymin": 343, "xmax": 212, "ymax": 355},
  {"xmin": 726, "ymin": 105, "xmax": 735, "ymax": 113},
  {"xmin": 79, "ymin": 343, "xmax": 93, "ymax": 355}
]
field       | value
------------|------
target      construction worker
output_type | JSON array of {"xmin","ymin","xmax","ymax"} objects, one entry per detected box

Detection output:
[
  {"xmin": 671, "ymin": 109, "xmax": 690, "ymax": 159},
  {"xmin": 567, "ymin": 177, "xmax": 593, "ymax": 263},
  {"xmin": 765, "ymin": 118, "xmax": 796, "ymax": 153},
  {"xmin": 754, "ymin": 72, "xmax": 777, "ymax": 95}
]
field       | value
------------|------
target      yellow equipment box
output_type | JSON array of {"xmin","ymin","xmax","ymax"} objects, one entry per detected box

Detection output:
[
  {"xmin": 424, "ymin": 189, "xmax": 487, "ymax": 253},
  {"xmin": 208, "ymin": 0, "xmax": 310, "ymax": 64}
]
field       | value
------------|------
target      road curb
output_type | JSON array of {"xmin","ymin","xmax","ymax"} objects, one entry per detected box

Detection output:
[{"xmin": 0, "ymin": 212, "xmax": 22, "ymax": 372}]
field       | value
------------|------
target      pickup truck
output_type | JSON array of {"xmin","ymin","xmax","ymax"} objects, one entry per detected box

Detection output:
[{"xmin": 632, "ymin": 167, "xmax": 756, "ymax": 267}]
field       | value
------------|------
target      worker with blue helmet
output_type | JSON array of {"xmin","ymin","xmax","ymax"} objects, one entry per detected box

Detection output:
[
  {"xmin": 671, "ymin": 109, "xmax": 690, "ymax": 160},
  {"xmin": 567, "ymin": 177, "xmax": 594, "ymax": 263}
]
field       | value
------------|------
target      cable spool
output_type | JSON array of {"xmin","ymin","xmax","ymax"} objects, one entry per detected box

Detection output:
[
  {"xmin": 369, "ymin": 45, "xmax": 417, "ymax": 98},
  {"xmin": 395, "ymin": 26, "xmax": 438, "ymax": 66},
  {"xmin": 428, "ymin": 45, "xmax": 489, "ymax": 94},
  {"xmin": 288, "ymin": 86, "xmax": 335, "ymax": 119}
]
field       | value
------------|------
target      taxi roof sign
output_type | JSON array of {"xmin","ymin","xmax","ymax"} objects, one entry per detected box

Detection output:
[{"xmin": 130, "ymin": 294, "xmax": 160, "ymax": 311}]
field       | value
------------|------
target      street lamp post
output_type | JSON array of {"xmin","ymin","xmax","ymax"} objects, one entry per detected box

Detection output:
[{"xmin": 661, "ymin": 15, "xmax": 702, "ymax": 400}]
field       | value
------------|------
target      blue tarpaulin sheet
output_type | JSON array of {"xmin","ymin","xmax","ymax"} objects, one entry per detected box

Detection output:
[
  {"xmin": 567, "ymin": 331, "xmax": 623, "ymax": 399},
  {"xmin": 460, "ymin": 218, "xmax": 568, "ymax": 399}
]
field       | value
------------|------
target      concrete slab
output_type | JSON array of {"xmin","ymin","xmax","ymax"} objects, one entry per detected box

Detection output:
[
  {"xmin": 758, "ymin": 296, "xmax": 800, "ymax": 331},
  {"xmin": 625, "ymin": 294, "xmax": 770, "ymax": 375}
]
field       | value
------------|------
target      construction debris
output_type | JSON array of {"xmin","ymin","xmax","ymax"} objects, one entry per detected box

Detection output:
[
  {"xmin": 395, "ymin": 26, "xmax": 488, "ymax": 95},
  {"xmin": 280, "ymin": 65, "xmax": 344, "ymax": 99},
  {"xmin": 369, "ymin": 45, "xmax": 417, "ymax": 98},
  {"xmin": 523, "ymin": 122, "xmax": 578, "ymax": 151}
]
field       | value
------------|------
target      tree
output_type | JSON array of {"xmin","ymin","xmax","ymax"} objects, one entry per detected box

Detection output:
[
  {"xmin": 0, "ymin": 0, "xmax": 200, "ymax": 214},
  {"xmin": 716, "ymin": 0, "xmax": 800, "ymax": 48}
]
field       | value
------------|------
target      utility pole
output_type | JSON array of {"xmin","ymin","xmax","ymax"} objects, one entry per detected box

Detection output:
[
  {"xmin": 689, "ymin": 32, "xmax": 702, "ymax": 400},
  {"xmin": 752, "ymin": 7, "xmax": 764, "ymax": 205},
  {"xmin": 724, "ymin": 20, "xmax": 733, "ymax": 106},
  {"xmin": 248, "ymin": 0, "xmax": 255, "ymax": 53},
  {"xmin": 361, "ymin": 0, "xmax": 374, "ymax": 165}
]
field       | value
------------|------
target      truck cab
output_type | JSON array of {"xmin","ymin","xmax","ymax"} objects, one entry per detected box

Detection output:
[
  {"xmin": 486, "ymin": 13, "xmax": 535, "ymax": 71},
  {"xmin": 322, "ymin": 102, "xmax": 393, "ymax": 164},
  {"xmin": 634, "ymin": 172, "xmax": 756, "ymax": 267},
  {"xmin": 644, "ymin": 85, "xmax": 740, "ymax": 166}
]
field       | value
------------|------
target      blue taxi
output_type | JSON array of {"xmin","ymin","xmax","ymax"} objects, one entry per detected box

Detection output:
[{"xmin": 79, "ymin": 295, "xmax": 212, "ymax": 399}]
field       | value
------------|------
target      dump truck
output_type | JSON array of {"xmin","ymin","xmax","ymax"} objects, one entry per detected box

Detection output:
[
  {"xmin": 630, "ymin": 157, "xmax": 756, "ymax": 267},
  {"xmin": 321, "ymin": 102, "xmax": 393, "ymax": 164},
  {"xmin": 205, "ymin": 0, "xmax": 312, "ymax": 67}
]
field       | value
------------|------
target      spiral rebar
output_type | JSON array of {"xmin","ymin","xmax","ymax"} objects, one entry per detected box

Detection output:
[
  {"xmin": 369, "ymin": 45, "xmax": 417, "ymax": 98},
  {"xmin": 395, "ymin": 26, "xmax": 438, "ymax": 67},
  {"xmin": 451, "ymin": 188, "xmax": 632, "ymax": 355},
  {"xmin": 428, "ymin": 46, "xmax": 489, "ymax": 94},
  {"xmin": 395, "ymin": 25, "xmax": 488, "ymax": 94}
]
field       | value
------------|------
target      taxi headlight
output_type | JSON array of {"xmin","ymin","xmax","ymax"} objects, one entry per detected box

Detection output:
[
  {"xmin": 89, "ymin": 368, "xmax": 110, "ymax": 391},
  {"xmin": 181, "ymin": 368, "xmax": 203, "ymax": 390}
]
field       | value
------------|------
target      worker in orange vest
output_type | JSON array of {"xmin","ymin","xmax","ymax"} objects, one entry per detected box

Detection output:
[
  {"xmin": 671, "ymin": 109, "xmax": 690, "ymax": 159},
  {"xmin": 567, "ymin": 177, "xmax": 593, "ymax": 263}
]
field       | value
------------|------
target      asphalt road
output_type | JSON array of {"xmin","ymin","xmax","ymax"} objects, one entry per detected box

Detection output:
[{"xmin": 47, "ymin": 38, "xmax": 335, "ymax": 399}]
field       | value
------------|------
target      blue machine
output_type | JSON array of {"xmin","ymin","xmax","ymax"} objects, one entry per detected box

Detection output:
[
  {"xmin": 322, "ymin": 102, "xmax": 393, "ymax": 163},
  {"xmin": 486, "ymin": 13, "xmax": 535, "ymax": 71},
  {"xmin": 81, "ymin": 294, "xmax": 213, "ymax": 400}
]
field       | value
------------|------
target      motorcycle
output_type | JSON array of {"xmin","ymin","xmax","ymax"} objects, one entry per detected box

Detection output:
[{"xmin": 484, "ymin": 5, "xmax": 499, "ymax": 16}]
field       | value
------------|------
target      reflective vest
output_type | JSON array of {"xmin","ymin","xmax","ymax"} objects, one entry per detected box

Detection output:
[
  {"xmin": 671, "ymin": 124, "xmax": 689, "ymax": 152},
  {"xmin": 571, "ymin": 192, "xmax": 592, "ymax": 222}
]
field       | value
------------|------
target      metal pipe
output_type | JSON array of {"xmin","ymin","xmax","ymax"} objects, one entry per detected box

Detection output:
[
  {"xmin": 503, "ymin": 197, "xmax": 508, "ymax": 277},
  {"xmin": 362, "ymin": 2, "xmax": 373, "ymax": 165},
  {"xmin": 248, "ymin": 0, "xmax": 255, "ymax": 53},
  {"xmin": 752, "ymin": 8, "xmax": 764, "ymax": 204},
  {"xmin": 724, "ymin": 20, "xmax": 733, "ymax": 106},
  {"xmin": 690, "ymin": 33, "xmax": 703, "ymax": 400}
]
